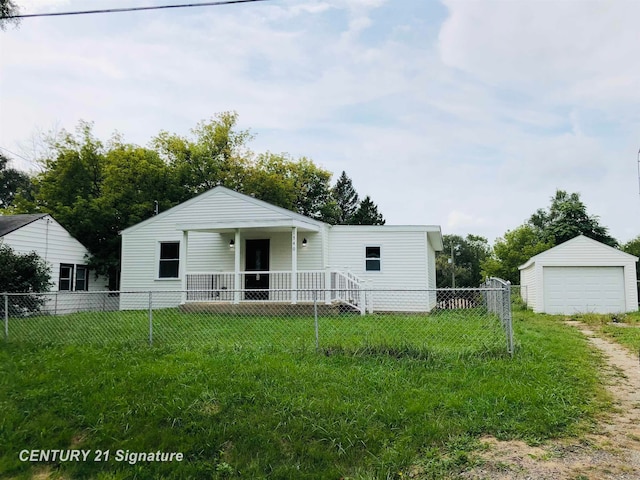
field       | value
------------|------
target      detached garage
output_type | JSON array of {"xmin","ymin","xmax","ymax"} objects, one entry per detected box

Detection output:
[{"xmin": 519, "ymin": 235, "xmax": 638, "ymax": 314}]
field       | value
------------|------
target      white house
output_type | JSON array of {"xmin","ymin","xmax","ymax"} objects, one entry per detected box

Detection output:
[
  {"xmin": 0, "ymin": 214, "xmax": 110, "ymax": 313},
  {"xmin": 519, "ymin": 235, "xmax": 638, "ymax": 314},
  {"xmin": 120, "ymin": 186, "xmax": 443, "ymax": 312}
]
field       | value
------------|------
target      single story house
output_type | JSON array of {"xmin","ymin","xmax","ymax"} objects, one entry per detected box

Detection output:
[
  {"xmin": 120, "ymin": 186, "xmax": 443, "ymax": 313},
  {"xmin": 519, "ymin": 235, "xmax": 638, "ymax": 314},
  {"xmin": 0, "ymin": 213, "xmax": 110, "ymax": 313}
]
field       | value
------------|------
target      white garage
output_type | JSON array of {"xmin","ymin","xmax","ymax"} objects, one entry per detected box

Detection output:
[{"xmin": 519, "ymin": 235, "xmax": 638, "ymax": 314}]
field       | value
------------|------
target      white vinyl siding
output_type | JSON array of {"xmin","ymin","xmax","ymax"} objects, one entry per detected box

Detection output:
[
  {"xmin": 2, "ymin": 215, "xmax": 108, "ymax": 292},
  {"xmin": 519, "ymin": 263, "xmax": 536, "ymax": 308},
  {"xmin": 329, "ymin": 227, "xmax": 434, "ymax": 311}
]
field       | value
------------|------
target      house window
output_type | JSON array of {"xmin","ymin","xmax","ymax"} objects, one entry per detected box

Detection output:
[
  {"xmin": 159, "ymin": 241, "xmax": 180, "ymax": 278},
  {"xmin": 59, "ymin": 264, "xmax": 74, "ymax": 291},
  {"xmin": 365, "ymin": 246, "xmax": 381, "ymax": 272},
  {"xmin": 75, "ymin": 265, "xmax": 89, "ymax": 291}
]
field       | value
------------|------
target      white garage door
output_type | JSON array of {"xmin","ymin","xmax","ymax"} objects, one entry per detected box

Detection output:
[{"xmin": 543, "ymin": 266, "xmax": 625, "ymax": 314}]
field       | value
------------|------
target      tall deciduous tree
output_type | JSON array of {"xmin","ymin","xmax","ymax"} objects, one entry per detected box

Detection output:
[
  {"xmin": 622, "ymin": 235, "xmax": 640, "ymax": 282},
  {"xmin": 481, "ymin": 225, "xmax": 553, "ymax": 284},
  {"xmin": 351, "ymin": 196, "xmax": 385, "ymax": 225},
  {"xmin": 0, "ymin": 153, "xmax": 32, "ymax": 209},
  {"xmin": 436, "ymin": 234, "xmax": 491, "ymax": 288},
  {"xmin": 528, "ymin": 190, "xmax": 617, "ymax": 247},
  {"xmin": 153, "ymin": 111, "xmax": 252, "ymax": 199}
]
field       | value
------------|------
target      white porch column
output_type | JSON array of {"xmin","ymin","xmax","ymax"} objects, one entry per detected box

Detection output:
[
  {"xmin": 233, "ymin": 229, "xmax": 241, "ymax": 304},
  {"xmin": 291, "ymin": 227, "xmax": 297, "ymax": 304},
  {"xmin": 181, "ymin": 230, "xmax": 189, "ymax": 304}
]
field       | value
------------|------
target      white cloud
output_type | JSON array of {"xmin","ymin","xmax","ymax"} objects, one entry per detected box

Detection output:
[{"xmin": 1, "ymin": 0, "xmax": 638, "ymax": 244}]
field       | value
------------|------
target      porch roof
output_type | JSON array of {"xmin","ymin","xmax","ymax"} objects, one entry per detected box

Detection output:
[{"xmin": 176, "ymin": 218, "xmax": 322, "ymax": 233}]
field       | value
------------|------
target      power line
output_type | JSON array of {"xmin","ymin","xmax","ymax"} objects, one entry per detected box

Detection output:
[{"xmin": 4, "ymin": 0, "xmax": 271, "ymax": 19}]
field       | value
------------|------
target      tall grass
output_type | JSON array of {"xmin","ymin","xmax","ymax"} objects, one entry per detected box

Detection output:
[
  {"xmin": 0, "ymin": 311, "xmax": 609, "ymax": 479},
  {"xmin": 571, "ymin": 310, "xmax": 640, "ymax": 354}
]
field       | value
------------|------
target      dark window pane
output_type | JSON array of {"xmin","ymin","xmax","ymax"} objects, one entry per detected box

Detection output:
[
  {"xmin": 159, "ymin": 260, "xmax": 179, "ymax": 278},
  {"xmin": 160, "ymin": 242, "xmax": 179, "ymax": 259},
  {"xmin": 75, "ymin": 266, "xmax": 88, "ymax": 291},
  {"xmin": 366, "ymin": 247, "xmax": 380, "ymax": 259},
  {"xmin": 366, "ymin": 260, "xmax": 381, "ymax": 271}
]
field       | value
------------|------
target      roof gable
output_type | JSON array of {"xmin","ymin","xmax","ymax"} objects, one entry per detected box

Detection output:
[
  {"xmin": 519, "ymin": 235, "xmax": 638, "ymax": 269},
  {"xmin": 121, "ymin": 186, "xmax": 328, "ymax": 235},
  {"xmin": 0, "ymin": 214, "xmax": 48, "ymax": 237}
]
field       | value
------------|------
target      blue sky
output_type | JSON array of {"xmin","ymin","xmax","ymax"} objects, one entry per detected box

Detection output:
[{"xmin": 1, "ymin": 0, "xmax": 639, "ymax": 244}]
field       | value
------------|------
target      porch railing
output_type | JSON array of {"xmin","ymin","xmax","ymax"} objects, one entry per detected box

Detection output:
[{"xmin": 185, "ymin": 270, "xmax": 367, "ymax": 313}]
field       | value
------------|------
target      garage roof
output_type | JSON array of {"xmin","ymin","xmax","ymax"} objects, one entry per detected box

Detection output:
[{"xmin": 519, "ymin": 235, "xmax": 638, "ymax": 270}]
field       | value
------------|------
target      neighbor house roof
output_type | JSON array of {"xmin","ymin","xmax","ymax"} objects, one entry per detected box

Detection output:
[{"xmin": 0, "ymin": 214, "xmax": 48, "ymax": 237}]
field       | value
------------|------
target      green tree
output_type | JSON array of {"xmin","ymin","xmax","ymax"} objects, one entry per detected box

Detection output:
[
  {"xmin": 0, "ymin": 153, "xmax": 32, "ymax": 210},
  {"xmin": 0, "ymin": 244, "xmax": 51, "ymax": 293},
  {"xmin": 153, "ymin": 111, "xmax": 252, "ymax": 199},
  {"xmin": 622, "ymin": 235, "xmax": 640, "ymax": 282},
  {"xmin": 529, "ymin": 190, "xmax": 617, "ymax": 247},
  {"xmin": 436, "ymin": 234, "xmax": 491, "ymax": 288},
  {"xmin": 0, "ymin": 244, "xmax": 51, "ymax": 315},
  {"xmin": 15, "ymin": 123, "xmax": 180, "ymax": 288},
  {"xmin": 351, "ymin": 196, "xmax": 385, "ymax": 225},
  {"xmin": 332, "ymin": 171, "xmax": 359, "ymax": 224},
  {"xmin": 482, "ymin": 225, "xmax": 553, "ymax": 284},
  {"xmin": 0, "ymin": 0, "xmax": 20, "ymax": 30}
]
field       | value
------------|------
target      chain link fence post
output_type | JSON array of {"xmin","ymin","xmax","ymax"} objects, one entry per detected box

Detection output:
[
  {"xmin": 504, "ymin": 281, "xmax": 513, "ymax": 356},
  {"xmin": 313, "ymin": 290, "xmax": 319, "ymax": 352},
  {"xmin": 148, "ymin": 291, "xmax": 153, "ymax": 346},
  {"xmin": 3, "ymin": 293, "xmax": 8, "ymax": 342}
]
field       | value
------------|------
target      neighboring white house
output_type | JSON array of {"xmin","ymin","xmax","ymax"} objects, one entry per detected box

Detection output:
[
  {"xmin": 519, "ymin": 235, "xmax": 639, "ymax": 314},
  {"xmin": 120, "ymin": 186, "xmax": 443, "ymax": 312},
  {"xmin": 0, "ymin": 214, "xmax": 110, "ymax": 313}
]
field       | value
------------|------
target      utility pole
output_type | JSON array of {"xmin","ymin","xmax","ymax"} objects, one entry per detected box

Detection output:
[{"xmin": 449, "ymin": 243, "xmax": 457, "ymax": 288}]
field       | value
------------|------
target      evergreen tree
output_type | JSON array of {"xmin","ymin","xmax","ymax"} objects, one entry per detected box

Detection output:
[
  {"xmin": 351, "ymin": 196, "xmax": 385, "ymax": 225},
  {"xmin": 332, "ymin": 171, "xmax": 359, "ymax": 224}
]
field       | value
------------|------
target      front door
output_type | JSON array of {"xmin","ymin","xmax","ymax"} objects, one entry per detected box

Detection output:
[{"xmin": 245, "ymin": 239, "xmax": 270, "ymax": 300}]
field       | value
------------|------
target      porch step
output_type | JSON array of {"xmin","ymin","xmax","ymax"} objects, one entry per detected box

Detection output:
[{"xmin": 179, "ymin": 301, "xmax": 359, "ymax": 316}]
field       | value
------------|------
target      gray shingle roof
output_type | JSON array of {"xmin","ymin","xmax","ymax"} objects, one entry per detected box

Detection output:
[{"xmin": 0, "ymin": 214, "xmax": 48, "ymax": 237}]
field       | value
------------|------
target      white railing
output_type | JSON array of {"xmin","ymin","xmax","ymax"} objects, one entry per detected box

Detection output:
[
  {"xmin": 185, "ymin": 270, "xmax": 367, "ymax": 313},
  {"xmin": 331, "ymin": 271, "xmax": 366, "ymax": 314}
]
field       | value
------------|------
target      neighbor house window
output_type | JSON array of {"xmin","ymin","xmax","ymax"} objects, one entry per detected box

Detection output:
[
  {"xmin": 59, "ymin": 264, "xmax": 74, "ymax": 291},
  {"xmin": 365, "ymin": 246, "xmax": 381, "ymax": 271},
  {"xmin": 159, "ymin": 241, "xmax": 180, "ymax": 278},
  {"xmin": 75, "ymin": 265, "xmax": 89, "ymax": 291}
]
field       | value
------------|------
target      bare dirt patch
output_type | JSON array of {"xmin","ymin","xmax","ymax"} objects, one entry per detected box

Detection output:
[{"xmin": 461, "ymin": 321, "xmax": 640, "ymax": 480}]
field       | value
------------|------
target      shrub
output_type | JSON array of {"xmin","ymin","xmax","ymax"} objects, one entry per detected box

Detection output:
[{"xmin": 0, "ymin": 244, "xmax": 52, "ymax": 315}]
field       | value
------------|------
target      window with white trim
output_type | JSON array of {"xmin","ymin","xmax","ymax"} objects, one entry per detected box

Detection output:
[
  {"xmin": 59, "ymin": 264, "xmax": 74, "ymax": 291},
  {"xmin": 158, "ymin": 241, "xmax": 180, "ymax": 278},
  {"xmin": 365, "ymin": 246, "xmax": 381, "ymax": 271}
]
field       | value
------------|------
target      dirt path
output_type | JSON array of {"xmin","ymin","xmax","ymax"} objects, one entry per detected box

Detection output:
[{"xmin": 461, "ymin": 321, "xmax": 640, "ymax": 480}]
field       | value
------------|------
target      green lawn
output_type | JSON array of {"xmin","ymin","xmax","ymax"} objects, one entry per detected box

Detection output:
[
  {"xmin": 5, "ymin": 308, "xmax": 510, "ymax": 359},
  {"xmin": 0, "ymin": 310, "xmax": 609, "ymax": 479}
]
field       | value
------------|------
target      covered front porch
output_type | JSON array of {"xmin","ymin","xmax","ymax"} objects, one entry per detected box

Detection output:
[{"xmin": 177, "ymin": 219, "xmax": 369, "ymax": 313}]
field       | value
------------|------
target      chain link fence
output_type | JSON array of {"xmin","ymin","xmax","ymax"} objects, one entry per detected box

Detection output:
[{"xmin": 2, "ymin": 284, "xmax": 514, "ymax": 358}]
